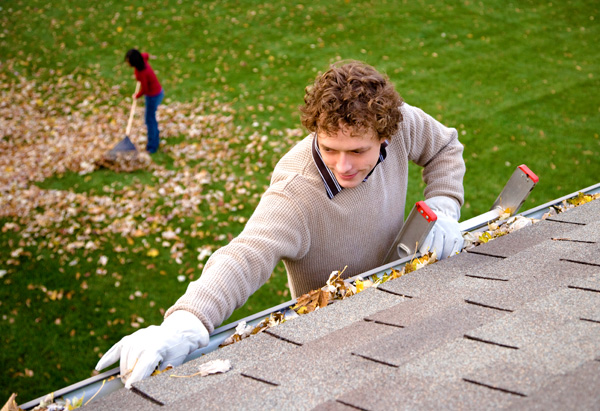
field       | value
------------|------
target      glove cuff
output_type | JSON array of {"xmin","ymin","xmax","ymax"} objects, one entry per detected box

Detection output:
[
  {"xmin": 425, "ymin": 196, "xmax": 461, "ymax": 221},
  {"xmin": 164, "ymin": 310, "xmax": 206, "ymax": 334}
]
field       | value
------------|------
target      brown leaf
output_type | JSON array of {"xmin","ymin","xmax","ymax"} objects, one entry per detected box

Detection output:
[{"xmin": 1, "ymin": 393, "xmax": 22, "ymax": 411}]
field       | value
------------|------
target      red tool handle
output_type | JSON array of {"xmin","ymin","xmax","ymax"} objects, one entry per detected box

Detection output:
[
  {"xmin": 518, "ymin": 164, "xmax": 539, "ymax": 184},
  {"xmin": 416, "ymin": 201, "xmax": 437, "ymax": 222}
]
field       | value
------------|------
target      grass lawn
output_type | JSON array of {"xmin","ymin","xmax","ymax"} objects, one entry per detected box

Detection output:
[{"xmin": 1, "ymin": 0, "xmax": 599, "ymax": 404}]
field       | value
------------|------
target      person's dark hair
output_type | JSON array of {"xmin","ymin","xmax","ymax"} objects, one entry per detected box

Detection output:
[
  {"xmin": 125, "ymin": 49, "xmax": 146, "ymax": 71},
  {"xmin": 300, "ymin": 60, "xmax": 403, "ymax": 140}
]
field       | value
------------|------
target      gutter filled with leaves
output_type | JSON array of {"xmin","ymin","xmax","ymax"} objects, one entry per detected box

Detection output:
[{"xmin": 16, "ymin": 182, "xmax": 600, "ymax": 410}]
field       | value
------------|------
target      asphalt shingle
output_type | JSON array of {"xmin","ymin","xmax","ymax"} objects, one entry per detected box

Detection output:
[
  {"xmin": 505, "ymin": 360, "xmax": 600, "ymax": 410},
  {"xmin": 225, "ymin": 321, "xmax": 396, "ymax": 408},
  {"xmin": 548, "ymin": 220, "xmax": 600, "ymax": 243},
  {"xmin": 312, "ymin": 400, "xmax": 359, "ymax": 411},
  {"xmin": 463, "ymin": 262, "xmax": 598, "ymax": 313},
  {"xmin": 353, "ymin": 301, "xmax": 506, "ymax": 367},
  {"xmin": 544, "ymin": 197, "xmax": 600, "ymax": 225},
  {"xmin": 169, "ymin": 374, "xmax": 280, "ymax": 410},
  {"xmin": 132, "ymin": 331, "xmax": 297, "ymax": 405},
  {"xmin": 264, "ymin": 285, "xmax": 401, "ymax": 345},
  {"xmin": 466, "ymin": 218, "xmax": 585, "ymax": 258},
  {"xmin": 170, "ymin": 321, "xmax": 397, "ymax": 409},
  {"xmin": 566, "ymin": 272, "xmax": 600, "ymax": 299},
  {"xmin": 85, "ymin": 385, "xmax": 162, "ymax": 410},
  {"xmin": 462, "ymin": 319, "xmax": 600, "ymax": 396},
  {"xmin": 377, "ymin": 250, "xmax": 504, "ymax": 297},
  {"xmin": 527, "ymin": 282, "xmax": 600, "ymax": 322},
  {"xmin": 333, "ymin": 369, "xmax": 516, "ymax": 410},
  {"xmin": 557, "ymin": 220, "xmax": 600, "ymax": 265}
]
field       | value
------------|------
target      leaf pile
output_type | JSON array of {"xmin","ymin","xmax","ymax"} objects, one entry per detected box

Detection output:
[
  {"xmin": 293, "ymin": 268, "xmax": 355, "ymax": 315},
  {"xmin": 96, "ymin": 151, "xmax": 153, "ymax": 173},
  {"xmin": 554, "ymin": 191, "xmax": 600, "ymax": 210},
  {"xmin": 0, "ymin": 64, "xmax": 302, "ymax": 268},
  {"xmin": 462, "ymin": 192, "xmax": 600, "ymax": 249},
  {"xmin": 462, "ymin": 215, "xmax": 535, "ymax": 249},
  {"xmin": 0, "ymin": 391, "xmax": 86, "ymax": 411},
  {"xmin": 32, "ymin": 394, "xmax": 83, "ymax": 411}
]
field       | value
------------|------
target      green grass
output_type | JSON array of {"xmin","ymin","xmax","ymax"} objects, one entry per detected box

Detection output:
[{"xmin": 2, "ymin": 0, "xmax": 600, "ymax": 404}]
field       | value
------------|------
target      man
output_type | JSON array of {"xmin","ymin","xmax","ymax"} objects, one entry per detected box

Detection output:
[{"xmin": 96, "ymin": 61, "xmax": 465, "ymax": 387}]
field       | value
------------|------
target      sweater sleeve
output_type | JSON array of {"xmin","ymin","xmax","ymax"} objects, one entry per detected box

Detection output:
[
  {"xmin": 402, "ymin": 104, "xmax": 465, "ymax": 207},
  {"xmin": 165, "ymin": 185, "xmax": 311, "ymax": 333},
  {"xmin": 134, "ymin": 53, "xmax": 151, "ymax": 99},
  {"xmin": 134, "ymin": 71, "xmax": 146, "ymax": 99}
]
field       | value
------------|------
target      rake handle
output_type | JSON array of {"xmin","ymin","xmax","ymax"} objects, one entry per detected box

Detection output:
[{"xmin": 126, "ymin": 82, "xmax": 141, "ymax": 136}]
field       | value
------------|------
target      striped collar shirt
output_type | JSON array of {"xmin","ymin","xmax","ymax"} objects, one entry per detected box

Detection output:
[{"xmin": 311, "ymin": 133, "xmax": 389, "ymax": 199}]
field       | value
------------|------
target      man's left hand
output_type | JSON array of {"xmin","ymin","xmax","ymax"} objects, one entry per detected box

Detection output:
[{"xmin": 419, "ymin": 196, "xmax": 464, "ymax": 259}]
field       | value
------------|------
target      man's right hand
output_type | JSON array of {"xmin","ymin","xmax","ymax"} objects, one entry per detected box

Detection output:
[{"xmin": 95, "ymin": 310, "xmax": 209, "ymax": 388}]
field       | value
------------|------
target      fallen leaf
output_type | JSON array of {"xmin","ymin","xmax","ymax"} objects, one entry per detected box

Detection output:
[
  {"xmin": 170, "ymin": 359, "xmax": 231, "ymax": 378},
  {"xmin": 1, "ymin": 393, "xmax": 22, "ymax": 411},
  {"xmin": 219, "ymin": 321, "xmax": 254, "ymax": 347}
]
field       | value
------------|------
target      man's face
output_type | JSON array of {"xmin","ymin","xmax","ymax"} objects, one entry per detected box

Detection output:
[{"xmin": 317, "ymin": 126, "xmax": 385, "ymax": 189}]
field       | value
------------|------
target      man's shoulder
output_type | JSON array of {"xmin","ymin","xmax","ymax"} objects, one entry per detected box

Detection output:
[
  {"xmin": 398, "ymin": 102, "xmax": 424, "ymax": 121},
  {"xmin": 269, "ymin": 134, "xmax": 323, "ymax": 197},
  {"xmin": 392, "ymin": 102, "xmax": 439, "ymax": 138},
  {"xmin": 281, "ymin": 134, "xmax": 312, "ymax": 157},
  {"xmin": 273, "ymin": 134, "xmax": 314, "ymax": 176}
]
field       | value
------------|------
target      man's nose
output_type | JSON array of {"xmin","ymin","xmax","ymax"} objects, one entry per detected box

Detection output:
[{"xmin": 336, "ymin": 153, "xmax": 352, "ymax": 173}]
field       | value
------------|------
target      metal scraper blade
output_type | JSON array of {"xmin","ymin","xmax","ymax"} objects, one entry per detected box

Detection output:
[
  {"xmin": 491, "ymin": 164, "xmax": 539, "ymax": 214},
  {"xmin": 383, "ymin": 201, "xmax": 437, "ymax": 264}
]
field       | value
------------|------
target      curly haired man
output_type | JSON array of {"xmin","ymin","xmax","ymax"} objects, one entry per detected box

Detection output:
[{"xmin": 97, "ymin": 61, "xmax": 466, "ymax": 387}]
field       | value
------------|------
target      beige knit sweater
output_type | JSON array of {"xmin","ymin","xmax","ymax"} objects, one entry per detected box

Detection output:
[{"xmin": 166, "ymin": 103, "xmax": 465, "ymax": 332}]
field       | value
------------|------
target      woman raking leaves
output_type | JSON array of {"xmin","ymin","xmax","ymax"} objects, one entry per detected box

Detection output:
[{"xmin": 125, "ymin": 49, "xmax": 164, "ymax": 154}]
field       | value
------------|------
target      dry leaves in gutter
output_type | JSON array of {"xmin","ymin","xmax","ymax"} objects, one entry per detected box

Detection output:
[
  {"xmin": 219, "ymin": 312, "xmax": 288, "ymax": 348},
  {"xmin": 219, "ymin": 254, "xmax": 438, "ymax": 348},
  {"xmin": 462, "ymin": 192, "xmax": 600, "ymax": 250}
]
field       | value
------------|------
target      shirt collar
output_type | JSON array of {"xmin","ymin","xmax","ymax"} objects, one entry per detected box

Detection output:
[{"xmin": 311, "ymin": 133, "xmax": 388, "ymax": 199}]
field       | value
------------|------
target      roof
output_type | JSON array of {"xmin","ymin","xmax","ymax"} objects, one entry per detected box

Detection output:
[{"xmin": 85, "ymin": 198, "xmax": 600, "ymax": 410}]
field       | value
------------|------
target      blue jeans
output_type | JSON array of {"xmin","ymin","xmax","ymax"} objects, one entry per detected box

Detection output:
[{"xmin": 145, "ymin": 90, "xmax": 164, "ymax": 153}]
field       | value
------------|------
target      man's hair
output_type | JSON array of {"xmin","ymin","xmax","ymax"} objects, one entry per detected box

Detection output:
[
  {"xmin": 125, "ymin": 49, "xmax": 146, "ymax": 71},
  {"xmin": 300, "ymin": 61, "xmax": 403, "ymax": 140}
]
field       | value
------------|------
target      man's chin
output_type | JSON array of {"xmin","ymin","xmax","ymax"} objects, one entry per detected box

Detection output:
[
  {"xmin": 333, "ymin": 170, "xmax": 367, "ymax": 188},
  {"xmin": 337, "ymin": 178, "xmax": 361, "ymax": 189}
]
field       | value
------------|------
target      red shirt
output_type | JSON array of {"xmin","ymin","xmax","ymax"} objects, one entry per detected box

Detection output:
[{"xmin": 134, "ymin": 53, "xmax": 162, "ymax": 98}]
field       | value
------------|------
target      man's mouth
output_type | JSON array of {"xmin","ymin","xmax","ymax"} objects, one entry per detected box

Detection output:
[{"xmin": 337, "ymin": 172, "xmax": 358, "ymax": 180}]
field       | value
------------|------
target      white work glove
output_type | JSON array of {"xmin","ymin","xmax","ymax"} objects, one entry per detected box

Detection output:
[
  {"xmin": 419, "ymin": 196, "xmax": 464, "ymax": 259},
  {"xmin": 95, "ymin": 310, "xmax": 209, "ymax": 388}
]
